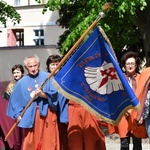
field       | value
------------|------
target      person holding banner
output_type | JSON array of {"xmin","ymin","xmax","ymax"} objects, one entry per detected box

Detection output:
[
  {"xmin": 46, "ymin": 54, "xmax": 68, "ymax": 150},
  {"xmin": 108, "ymin": 51, "xmax": 147, "ymax": 150},
  {"xmin": 6, "ymin": 56, "xmax": 66, "ymax": 150}
]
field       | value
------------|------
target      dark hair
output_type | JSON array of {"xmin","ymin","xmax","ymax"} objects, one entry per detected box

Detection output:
[
  {"xmin": 121, "ymin": 51, "xmax": 141, "ymax": 73},
  {"xmin": 12, "ymin": 64, "xmax": 24, "ymax": 74},
  {"xmin": 46, "ymin": 54, "xmax": 61, "ymax": 72}
]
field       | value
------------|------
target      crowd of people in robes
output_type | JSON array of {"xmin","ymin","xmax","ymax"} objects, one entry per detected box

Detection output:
[{"xmin": 0, "ymin": 52, "xmax": 150, "ymax": 150}]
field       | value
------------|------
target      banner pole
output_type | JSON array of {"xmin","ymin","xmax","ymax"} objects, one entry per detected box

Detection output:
[{"xmin": 5, "ymin": 2, "xmax": 112, "ymax": 141}]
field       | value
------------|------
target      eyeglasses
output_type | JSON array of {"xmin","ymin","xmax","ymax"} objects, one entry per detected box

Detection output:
[{"xmin": 125, "ymin": 62, "xmax": 136, "ymax": 66}]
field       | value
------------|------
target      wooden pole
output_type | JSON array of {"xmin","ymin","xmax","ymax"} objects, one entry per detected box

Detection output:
[{"xmin": 5, "ymin": 2, "xmax": 112, "ymax": 141}]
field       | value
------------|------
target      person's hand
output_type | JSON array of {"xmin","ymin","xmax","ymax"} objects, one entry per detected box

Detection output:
[
  {"xmin": 35, "ymin": 87, "xmax": 47, "ymax": 99},
  {"xmin": 35, "ymin": 87, "xmax": 43, "ymax": 97},
  {"xmin": 138, "ymin": 117, "xmax": 143, "ymax": 125},
  {"xmin": 16, "ymin": 116, "xmax": 22, "ymax": 122},
  {"xmin": 125, "ymin": 111, "xmax": 130, "ymax": 119}
]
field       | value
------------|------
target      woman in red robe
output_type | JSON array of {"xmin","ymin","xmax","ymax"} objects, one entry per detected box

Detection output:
[
  {"xmin": 108, "ymin": 51, "xmax": 147, "ymax": 150},
  {"xmin": 0, "ymin": 64, "xmax": 24, "ymax": 150}
]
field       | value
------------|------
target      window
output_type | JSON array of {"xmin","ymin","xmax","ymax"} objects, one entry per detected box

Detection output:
[
  {"xmin": 41, "ymin": 0, "xmax": 47, "ymax": 4},
  {"xmin": 14, "ymin": 0, "xmax": 21, "ymax": 6},
  {"xmin": 33, "ymin": 29, "xmax": 44, "ymax": 46},
  {"xmin": 16, "ymin": 31, "xmax": 24, "ymax": 46},
  {"xmin": 7, "ymin": 29, "xmax": 24, "ymax": 46}
]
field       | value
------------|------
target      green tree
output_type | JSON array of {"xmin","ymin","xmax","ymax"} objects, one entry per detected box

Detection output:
[
  {"xmin": 0, "ymin": 1, "xmax": 21, "ymax": 27},
  {"xmin": 36, "ymin": 0, "xmax": 149, "ymax": 65}
]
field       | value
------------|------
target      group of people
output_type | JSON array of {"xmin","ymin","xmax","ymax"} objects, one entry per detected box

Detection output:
[
  {"xmin": 1, "ymin": 54, "xmax": 106, "ymax": 150},
  {"xmin": 0, "ymin": 51, "xmax": 150, "ymax": 150}
]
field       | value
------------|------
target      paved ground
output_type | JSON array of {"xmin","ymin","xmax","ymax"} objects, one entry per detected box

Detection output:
[
  {"xmin": 102, "ymin": 127, "xmax": 150, "ymax": 150},
  {"xmin": 105, "ymin": 134, "xmax": 150, "ymax": 150},
  {"xmin": 106, "ymin": 142, "xmax": 150, "ymax": 150}
]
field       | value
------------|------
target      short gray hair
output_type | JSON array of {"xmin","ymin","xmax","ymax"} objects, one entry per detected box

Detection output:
[{"xmin": 24, "ymin": 55, "xmax": 40, "ymax": 66}]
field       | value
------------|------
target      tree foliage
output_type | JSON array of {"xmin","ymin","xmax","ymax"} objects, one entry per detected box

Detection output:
[
  {"xmin": 0, "ymin": 1, "xmax": 21, "ymax": 27},
  {"xmin": 36, "ymin": 0, "xmax": 149, "ymax": 63}
]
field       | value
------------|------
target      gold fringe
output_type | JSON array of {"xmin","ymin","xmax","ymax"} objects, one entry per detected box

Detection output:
[
  {"xmin": 98, "ymin": 26, "xmax": 118, "ymax": 62},
  {"xmin": 53, "ymin": 79, "xmax": 140, "ymax": 126},
  {"xmin": 52, "ymin": 26, "xmax": 141, "ymax": 126}
]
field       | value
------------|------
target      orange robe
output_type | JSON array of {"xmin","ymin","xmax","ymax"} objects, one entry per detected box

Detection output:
[
  {"xmin": 135, "ymin": 67, "xmax": 150, "ymax": 120},
  {"xmin": 67, "ymin": 101, "xmax": 106, "ymax": 150},
  {"xmin": 22, "ymin": 107, "xmax": 60, "ymax": 150},
  {"xmin": 108, "ymin": 73, "xmax": 147, "ymax": 138},
  {"xmin": 131, "ymin": 68, "xmax": 150, "ymax": 138}
]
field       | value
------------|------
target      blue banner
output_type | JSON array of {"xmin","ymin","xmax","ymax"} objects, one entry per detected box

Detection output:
[{"xmin": 53, "ymin": 26, "xmax": 140, "ymax": 125}]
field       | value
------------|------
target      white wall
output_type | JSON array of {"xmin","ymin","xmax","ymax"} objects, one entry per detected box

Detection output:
[
  {"xmin": 0, "ymin": 1, "xmax": 65, "ymax": 82},
  {"xmin": 3, "ymin": 0, "xmax": 46, "ymax": 6},
  {"xmin": 0, "ymin": 5, "xmax": 65, "ymax": 46},
  {"xmin": 0, "ymin": 47, "xmax": 60, "ymax": 81}
]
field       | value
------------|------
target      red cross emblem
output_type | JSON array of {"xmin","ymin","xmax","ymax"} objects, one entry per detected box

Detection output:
[{"xmin": 99, "ymin": 67, "xmax": 118, "ymax": 88}]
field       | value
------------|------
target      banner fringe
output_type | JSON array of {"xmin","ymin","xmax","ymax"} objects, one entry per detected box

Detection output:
[
  {"xmin": 98, "ymin": 26, "xmax": 118, "ymax": 62},
  {"xmin": 53, "ymin": 79, "xmax": 140, "ymax": 126}
]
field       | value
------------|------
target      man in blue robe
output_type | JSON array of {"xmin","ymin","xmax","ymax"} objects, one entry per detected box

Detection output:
[{"xmin": 6, "ymin": 55, "xmax": 68, "ymax": 150}]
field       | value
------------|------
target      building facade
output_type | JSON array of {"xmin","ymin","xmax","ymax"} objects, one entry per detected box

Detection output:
[
  {"xmin": 0, "ymin": 0, "xmax": 64, "ymax": 47},
  {"xmin": 0, "ymin": 0, "xmax": 65, "ymax": 81}
]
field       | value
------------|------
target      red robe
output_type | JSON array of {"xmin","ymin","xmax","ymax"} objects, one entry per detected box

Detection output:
[
  {"xmin": 131, "ymin": 67, "xmax": 150, "ymax": 138},
  {"xmin": 0, "ymin": 81, "xmax": 23, "ymax": 150},
  {"xmin": 108, "ymin": 73, "xmax": 147, "ymax": 138},
  {"xmin": 67, "ymin": 101, "xmax": 106, "ymax": 150}
]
